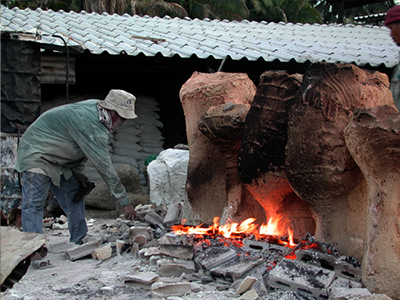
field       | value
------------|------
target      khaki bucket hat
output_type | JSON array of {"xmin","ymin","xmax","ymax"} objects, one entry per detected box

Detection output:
[{"xmin": 98, "ymin": 89, "xmax": 137, "ymax": 119}]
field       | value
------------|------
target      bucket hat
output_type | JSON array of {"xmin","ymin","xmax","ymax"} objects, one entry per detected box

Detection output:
[
  {"xmin": 98, "ymin": 89, "xmax": 137, "ymax": 119},
  {"xmin": 385, "ymin": 5, "xmax": 400, "ymax": 26}
]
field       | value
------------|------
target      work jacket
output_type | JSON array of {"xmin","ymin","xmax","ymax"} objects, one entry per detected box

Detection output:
[{"xmin": 15, "ymin": 99, "xmax": 130, "ymax": 207}]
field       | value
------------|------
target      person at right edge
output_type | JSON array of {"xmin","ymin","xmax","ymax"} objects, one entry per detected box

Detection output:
[{"xmin": 385, "ymin": 5, "xmax": 400, "ymax": 111}]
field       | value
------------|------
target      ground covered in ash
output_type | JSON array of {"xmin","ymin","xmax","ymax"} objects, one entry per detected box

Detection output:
[{"xmin": 1, "ymin": 217, "xmax": 319, "ymax": 300}]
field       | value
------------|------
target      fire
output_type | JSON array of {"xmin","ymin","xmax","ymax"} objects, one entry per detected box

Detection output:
[
  {"xmin": 171, "ymin": 215, "xmax": 296, "ymax": 248},
  {"xmin": 259, "ymin": 215, "xmax": 283, "ymax": 236}
]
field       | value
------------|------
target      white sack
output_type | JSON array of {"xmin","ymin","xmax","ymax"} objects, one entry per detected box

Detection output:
[{"xmin": 147, "ymin": 148, "xmax": 189, "ymax": 207}]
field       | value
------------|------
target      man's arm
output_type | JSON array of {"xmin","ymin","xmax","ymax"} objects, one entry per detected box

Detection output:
[
  {"xmin": 123, "ymin": 204, "xmax": 144, "ymax": 221},
  {"xmin": 64, "ymin": 103, "xmax": 142, "ymax": 220}
]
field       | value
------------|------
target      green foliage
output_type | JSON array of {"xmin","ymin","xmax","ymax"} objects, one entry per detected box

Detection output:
[
  {"xmin": 132, "ymin": 0, "xmax": 188, "ymax": 18},
  {"xmin": 0, "ymin": 0, "xmax": 394, "ymax": 24},
  {"xmin": 169, "ymin": 0, "xmax": 249, "ymax": 20},
  {"xmin": 248, "ymin": 0, "xmax": 322, "ymax": 24},
  {"xmin": 1, "ymin": 0, "xmax": 74, "ymax": 10},
  {"xmin": 309, "ymin": 0, "xmax": 394, "ymax": 24}
]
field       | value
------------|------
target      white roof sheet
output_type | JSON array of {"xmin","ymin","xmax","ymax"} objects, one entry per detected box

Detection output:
[{"xmin": 1, "ymin": 5, "xmax": 399, "ymax": 68}]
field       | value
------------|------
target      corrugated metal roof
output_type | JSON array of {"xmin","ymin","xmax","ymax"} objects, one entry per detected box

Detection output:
[{"xmin": 1, "ymin": 5, "xmax": 399, "ymax": 68}]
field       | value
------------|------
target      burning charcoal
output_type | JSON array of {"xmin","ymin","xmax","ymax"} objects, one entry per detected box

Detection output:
[
  {"xmin": 193, "ymin": 239, "xmax": 211, "ymax": 252},
  {"xmin": 300, "ymin": 233, "xmax": 315, "ymax": 244},
  {"xmin": 195, "ymin": 246, "xmax": 238, "ymax": 270},
  {"xmin": 243, "ymin": 260, "xmax": 268, "ymax": 284},
  {"xmin": 334, "ymin": 256, "xmax": 362, "ymax": 282},
  {"xmin": 268, "ymin": 258, "xmax": 335, "ymax": 298},
  {"xmin": 249, "ymin": 268, "xmax": 269, "ymax": 297},
  {"xmin": 322, "ymin": 243, "xmax": 339, "ymax": 257},
  {"xmin": 294, "ymin": 249, "xmax": 362, "ymax": 282},
  {"xmin": 269, "ymin": 243, "xmax": 293, "ymax": 256},
  {"xmin": 343, "ymin": 256, "xmax": 361, "ymax": 268},
  {"xmin": 328, "ymin": 277, "xmax": 350, "ymax": 293},
  {"xmin": 265, "ymin": 253, "xmax": 284, "ymax": 272},
  {"xmin": 211, "ymin": 258, "xmax": 265, "ymax": 282},
  {"xmin": 190, "ymin": 235, "xmax": 234, "ymax": 252},
  {"xmin": 243, "ymin": 239, "xmax": 270, "ymax": 253},
  {"xmin": 289, "ymin": 233, "xmax": 339, "ymax": 258}
]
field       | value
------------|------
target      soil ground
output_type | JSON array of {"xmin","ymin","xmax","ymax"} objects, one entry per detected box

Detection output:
[{"xmin": 1, "ymin": 218, "xmax": 267, "ymax": 300}]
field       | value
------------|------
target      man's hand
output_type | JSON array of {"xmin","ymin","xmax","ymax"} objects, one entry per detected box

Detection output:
[{"xmin": 123, "ymin": 204, "xmax": 144, "ymax": 222}]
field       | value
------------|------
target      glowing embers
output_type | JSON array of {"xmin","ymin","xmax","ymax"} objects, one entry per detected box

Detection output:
[
  {"xmin": 171, "ymin": 215, "xmax": 296, "ymax": 250},
  {"xmin": 168, "ymin": 218, "xmax": 363, "ymax": 293}
]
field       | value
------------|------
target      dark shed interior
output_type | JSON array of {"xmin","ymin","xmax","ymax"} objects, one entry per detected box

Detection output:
[{"xmin": 2, "ymin": 37, "xmax": 394, "ymax": 149}]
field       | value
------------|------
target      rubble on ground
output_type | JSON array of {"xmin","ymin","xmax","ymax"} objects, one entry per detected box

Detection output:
[{"xmin": 0, "ymin": 203, "xmax": 393, "ymax": 300}]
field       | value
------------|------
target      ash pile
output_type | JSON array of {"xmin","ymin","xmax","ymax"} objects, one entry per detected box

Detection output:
[{"xmin": 50, "ymin": 203, "xmax": 382, "ymax": 300}]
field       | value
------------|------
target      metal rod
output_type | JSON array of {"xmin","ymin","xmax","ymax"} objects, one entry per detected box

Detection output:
[{"xmin": 217, "ymin": 56, "xmax": 227, "ymax": 72}]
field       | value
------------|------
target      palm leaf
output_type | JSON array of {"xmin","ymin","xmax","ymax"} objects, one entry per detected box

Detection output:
[
  {"xmin": 181, "ymin": 0, "xmax": 249, "ymax": 20},
  {"xmin": 145, "ymin": 1, "xmax": 188, "ymax": 17}
]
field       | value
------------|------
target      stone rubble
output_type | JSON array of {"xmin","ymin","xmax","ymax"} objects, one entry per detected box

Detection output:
[
  {"xmin": 268, "ymin": 258, "xmax": 336, "ymax": 299},
  {"xmin": 66, "ymin": 239, "xmax": 101, "ymax": 261},
  {"xmin": 78, "ymin": 205, "xmax": 393, "ymax": 299},
  {"xmin": 1, "ymin": 204, "xmax": 395, "ymax": 300}
]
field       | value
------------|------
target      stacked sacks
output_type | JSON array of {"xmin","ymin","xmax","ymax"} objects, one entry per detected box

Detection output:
[
  {"xmin": 84, "ymin": 95, "xmax": 164, "ymax": 186},
  {"xmin": 134, "ymin": 96, "xmax": 165, "ymax": 185}
]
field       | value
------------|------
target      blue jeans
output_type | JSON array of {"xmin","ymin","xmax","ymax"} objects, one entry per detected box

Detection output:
[{"xmin": 21, "ymin": 171, "xmax": 88, "ymax": 244}]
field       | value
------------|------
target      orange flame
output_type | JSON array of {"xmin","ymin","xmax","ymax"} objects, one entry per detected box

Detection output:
[
  {"xmin": 259, "ymin": 215, "xmax": 283, "ymax": 236},
  {"xmin": 171, "ymin": 215, "xmax": 296, "ymax": 248}
]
